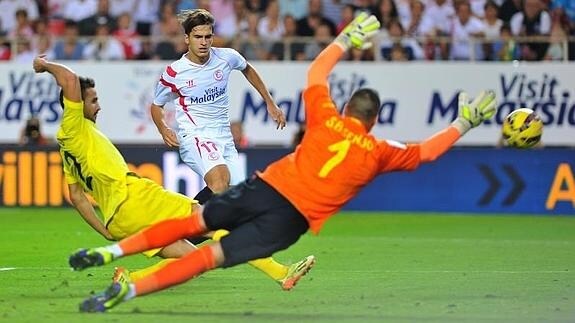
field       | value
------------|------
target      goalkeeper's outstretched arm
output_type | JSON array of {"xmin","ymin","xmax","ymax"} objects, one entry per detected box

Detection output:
[
  {"xmin": 32, "ymin": 55, "xmax": 81, "ymax": 103},
  {"xmin": 419, "ymin": 91, "xmax": 497, "ymax": 163}
]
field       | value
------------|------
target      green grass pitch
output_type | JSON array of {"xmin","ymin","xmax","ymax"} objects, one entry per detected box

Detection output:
[{"xmin": 0, "ymin": 208, "xmax": 574, "ymax": 322}]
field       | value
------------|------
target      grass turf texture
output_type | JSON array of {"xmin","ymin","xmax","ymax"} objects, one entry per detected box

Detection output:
[{"xmin": 0, "ymin": 208, "xmax": 574, "ymax": 322}]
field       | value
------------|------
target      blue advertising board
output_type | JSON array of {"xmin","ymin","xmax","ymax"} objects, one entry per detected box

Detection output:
[{"xmin": 0, "ymin": 145, "xmax": 573, "ymax": 215}]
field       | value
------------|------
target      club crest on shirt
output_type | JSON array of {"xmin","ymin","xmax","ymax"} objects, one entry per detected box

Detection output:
[
  {"xmin": 214, "ymin": 70, "xmax": 223, "ymax": 81},
  {"xmin": 208, "ymin": 152, "xmax": 220, "ymax": 161}
]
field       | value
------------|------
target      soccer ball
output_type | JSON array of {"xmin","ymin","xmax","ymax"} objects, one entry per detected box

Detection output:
[{"xmin": 501, "ymin": 108, "xmax": 543, "ymax": 148}]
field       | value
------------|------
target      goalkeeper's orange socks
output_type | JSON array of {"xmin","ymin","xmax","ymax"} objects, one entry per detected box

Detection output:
[
  {"xmin": 133, "ymin": 246, "xmax": 217, "ymax": 296},
  {"xmin": 112, "ymin": 212, "xmax": 206, "ymax": 258}
]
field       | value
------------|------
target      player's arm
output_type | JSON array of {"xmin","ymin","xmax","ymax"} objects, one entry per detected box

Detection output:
[
  {"xmin": 33, "ymin": 55, "xmax": 81, "ymax": 103},
  {"xmin": 151, "ymin": 103, "xmax": 179, "ymax": 147},
  {"xmin": 151, "ymin": 74, "xmax": 179, "ymax": 147},
  {"xmin": 68, "ymin": 183, "xmax": 114, "ymax": 241},
  {"xmin": 241, "ymin": 62, "xmax": 286, "ymax": 129},
  {"xmin": 419, "ymin": 91, "xmax": 497, "ymax": 162}
]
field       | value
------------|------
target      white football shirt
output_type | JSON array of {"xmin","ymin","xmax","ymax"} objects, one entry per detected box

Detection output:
[{"xmin": 153, "ymin": 47, "xmax": 247, "ymax": 134}]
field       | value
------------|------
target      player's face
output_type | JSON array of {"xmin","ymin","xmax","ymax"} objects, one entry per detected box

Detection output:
[
  {"xmin": 185, "ymin": 24, "xmax": 213, "ymax": 64},
  {"xmin": 82, "ymin": 87, "xmax": 101, "ymax": 123}
]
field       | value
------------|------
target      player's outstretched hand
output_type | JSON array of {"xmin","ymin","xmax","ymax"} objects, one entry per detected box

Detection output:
[
  {"xmin": 160, "ymin": 127, "xmax": 179, "ymax": 147},
  {"xmin": 33, "ymin": 54, "xmax": 48, "ymax": 73},
  {"xmin": 268, "ymin": 104, "xmax": 286, "ymax": 130},
  {"xmin": 335, "ymin": 12, "xmax": 381, "ymax": 50},
  {"xmin": 451, "ymin": 90, "xmax": 497, "ymax": 135}
]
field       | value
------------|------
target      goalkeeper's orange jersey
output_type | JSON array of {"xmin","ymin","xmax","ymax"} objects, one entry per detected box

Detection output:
[{"xmin": 259, "ymin": 85, "xmax": 421, "ymax": 234}]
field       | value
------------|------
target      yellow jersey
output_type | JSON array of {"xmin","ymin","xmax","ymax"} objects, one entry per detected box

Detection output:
[{"xmin": 57, "ymin": 97, "xmax": 130, "ymax": 225}]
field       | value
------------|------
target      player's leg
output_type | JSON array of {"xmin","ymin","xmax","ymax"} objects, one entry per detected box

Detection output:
[
  {"xmin": 70, "ymin": 177, "xmax": 202, "ymax": 271},
  {"xmin": 204, "ymin": 177, "xmax": 314, "ymax": 289}
]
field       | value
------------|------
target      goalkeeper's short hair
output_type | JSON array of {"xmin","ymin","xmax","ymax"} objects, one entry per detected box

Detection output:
[{"xmin": 347, "ymin": 88, "xmax": 381, "ymax": 123}]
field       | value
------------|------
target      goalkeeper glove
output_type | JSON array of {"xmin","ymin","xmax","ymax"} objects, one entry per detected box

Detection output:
[
  {"xmin": 451, "ymin": 90, "xmax": 497, "ymax": 135},
  {"xmin": 335, "ymin": 12, "xmax": 381, "ymax": 50}
]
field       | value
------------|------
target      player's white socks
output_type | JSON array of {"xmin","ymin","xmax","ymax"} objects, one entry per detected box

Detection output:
[{"xmin": 106, "ymin": 244, "xmax": 124, "ymax": 259}]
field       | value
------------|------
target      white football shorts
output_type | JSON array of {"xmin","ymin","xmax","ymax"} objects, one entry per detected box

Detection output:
[{"xmin": 178, "ymin": 127, "xmax": 245, "ymax": 185}]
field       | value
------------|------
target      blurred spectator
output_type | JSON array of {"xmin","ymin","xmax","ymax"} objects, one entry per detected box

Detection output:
[
  {"xmin": 8, "ymin": 9, "xmax": 35, "ymax": 39},
  {"xmin": 216, "ymin": 0, "xmax": 249, "ymax": 39},
  {"xmin": 83, "ymin": 22, "xmax": 125, "ymax": 60},
  {"xmin": 296, "ymin": 0, "xmax": 337, "ymax": 37},
  {"xmin": 12, "ymin": 38, "xmax": 35, "ymax": 63},
  {"xmin": 231, "ymin": 121, "xmax": 250, "ymax": 149},
  {"xmin": 245, "ymin": 0, "xmax": 269, "ymax": 13},
  {"xmin": 133, "ymin": 0, "xmax": 160, "ymax": 36},
  {"xmin": 321, "ymin": 0, "xmax": 344, "ymax": 26},
  {"xmin": 449, "ymin": 0, "xmax": 485, "ymax": 60},
  {"xmin": 0, "ymin": 41, "xmax": 10, "ymax": 60},
  {"xmin": 135, "ymin": 38, "xmax": 156, "ymax": 60},
  {"xmin": 347, "ymin": 46, "xmax": 374, "ymax": 61},
  {"xmin": 544, "ymin": 7, "xmax": 569, "ymax": 60},
  {"xmin": 19, "ymin": 116, "xmax": 49, "ymax": 146},
  {"xmin": 510, "ymin": 0, "xmax": 551, "ymax": 60},
  {"xmin": 279, "ymin": 0, "xmax": 309, "ymax": 20},
  {"xmin": 48, "ymin": 0, "xmax": 68, "ymax": 18},
  {"xmin": 151, "ymin": 1, "xmax": 180, "ymax": 39},
  {"xmin": 268, "ymin": 14, "xmax": 306, "ymax": 60},
  {"xmin": 403, "ymin": 0, "xmax": 431, "ymax": 37},
  {"xmin": 62, "ymin": 0, "xmax": 98, "ymax": 22},
  {"xmin": 470, "ymin": 0, "xmax": 488, "ymax": 18},
  {"xmin": 52, "ymin": 20, "xmax": 85, "ymax": 60},
  {"xmin": 493, "ymin": 23, "xmax": 520, "ymax": 60},
  {"xmin": 336, "ymin": 4, "xmax": 356, "ymax": 34},
  {"xmin": 482, "ymin": 0, "xmax": 503, "ymax": 60},
  {"xmin": 374, "ymin": 0, "xmax": 399, "ymax": 32},
  {"xmin": 236, "ymin": 11, "xmax": 271, "ymax": 60},
  {"xmin": 422, "ymin": 0, "xmax": 455, "ymax": 60},
  {"xmin": 209, "ymin": 0, "xmax": 235, "ymax": 24},
  {"xmin": 550, "ymin": 0, "xmax": 575, "ymax": 24},
  {"xmin": 79, "ymin": 0, "xmax": 116, "ymax": 36},
  {"xmin": 303, "ymin": 23, "xmax": 332, "ymax": 60},
  {"xmin": 109, "ymin": 0, "xmax": 137, "ymax": 17},
  {"xmin": 389, "ymin": 42, "xmax": 409, "ymax": 60},
  {"xmin": 113, "ymin": 12, "xmax": 141, "ymax": 59},
  {"xmin": 32, "ymin": 35, "xmax": 54, "ymax": 59},
  {"xmin": 498, "ymin": 0, "xmax": 522, "ymax": 22},
  {"xmin": 0, "ymin": 0, "xmax": 40, "ymax": 35},
  {"xmin": 378, "ymin": 19, "xmax": 424, "ymax": 60},
  {"xmin": 258, "ymin": 0, "xmax": 285, "ymax": 41}
]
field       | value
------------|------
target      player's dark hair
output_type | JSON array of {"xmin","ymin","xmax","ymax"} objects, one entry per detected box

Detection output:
[
  {"xmin": 58, "ymin": 77, "xmax": 96, "ymax": 109},
  {"xmin": 347, "ymin": 88, "xmax": 381, "ymax": 124},
  {"xmin": 178, "ymin": 9, "xmax": 215, "ymax": 35}
]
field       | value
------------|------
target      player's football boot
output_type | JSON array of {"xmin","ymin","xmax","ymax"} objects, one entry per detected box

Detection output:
[
  {"xmin": 112, "ymin": 266, "xmax": 132, "ymax": 284},
  {"xmin": 69, "ymin": 248, "xmax": 113, "ymax": 271},
  {"xmin": 79, "ymin": 281, "xmax": 129, "ymax": 312},
  {"xmin": 279, "ymin": 255, "xmax": 316, "ymax": 291}
]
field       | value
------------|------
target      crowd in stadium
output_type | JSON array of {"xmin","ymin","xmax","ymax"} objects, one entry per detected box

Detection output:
[{"xmin": 0, "ymin": 0, "xmax": 574, "ymax": 62}]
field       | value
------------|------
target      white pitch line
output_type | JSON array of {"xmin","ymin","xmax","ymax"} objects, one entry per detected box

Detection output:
[{"xmin": 0, "ymin": 267, "xmax": 16, "ymax": 271}]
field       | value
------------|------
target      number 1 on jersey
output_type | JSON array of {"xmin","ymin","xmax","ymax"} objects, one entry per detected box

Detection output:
[{"xmin": 319, "ymin": 140, "xmax": 351, "ymax": 178}]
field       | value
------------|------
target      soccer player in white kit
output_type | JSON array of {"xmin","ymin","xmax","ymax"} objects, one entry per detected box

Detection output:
[
  {"xmin": 150, "ymin": 9, "xmax": 314, "ymax": 289},
  {"xmin": 151, "ymin": 8, "xmax": 286, "ymax": 201}
]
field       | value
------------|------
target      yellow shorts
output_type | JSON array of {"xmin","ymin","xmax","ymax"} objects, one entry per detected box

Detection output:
[{"xmin": 107, "ymin": 175, "xmax": 196, "ymax": 257}]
